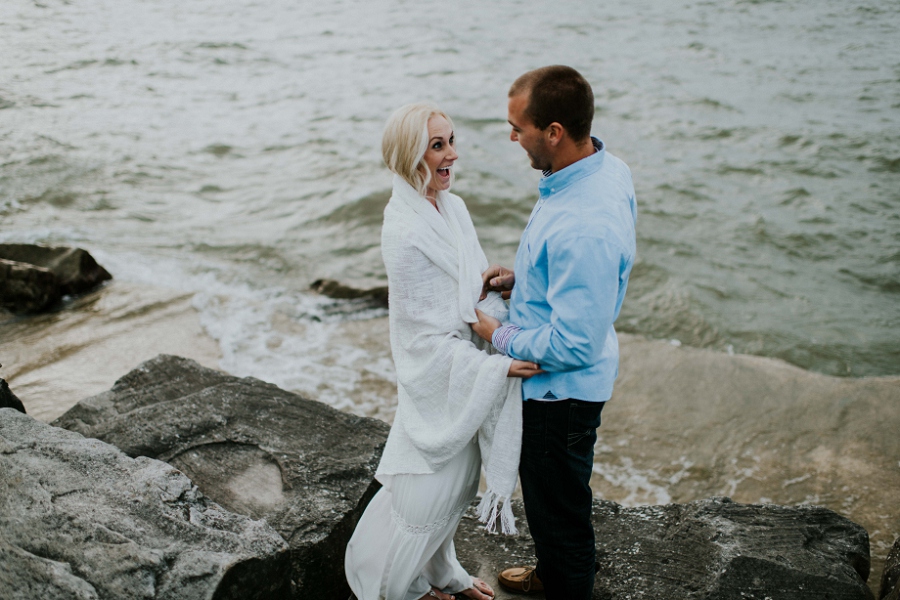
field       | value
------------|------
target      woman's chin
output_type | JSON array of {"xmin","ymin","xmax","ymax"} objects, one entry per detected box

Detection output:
[{"xmin": 428, "ymin": 182, "xmax": 451, "ymax": 196}]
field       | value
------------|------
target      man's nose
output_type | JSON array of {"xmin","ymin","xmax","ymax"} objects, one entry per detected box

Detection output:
[{"xmin": 510, "ymin": 129, "xmax": 518, "ymax": 142}]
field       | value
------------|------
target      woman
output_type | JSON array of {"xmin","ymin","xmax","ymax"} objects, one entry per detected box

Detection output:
[{"xmin": 344, "ymin": 103, "xmax": 541, "ymax": 600}]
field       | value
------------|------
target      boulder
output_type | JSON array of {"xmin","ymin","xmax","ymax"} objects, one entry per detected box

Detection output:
[
  {"xmin": 0, "ymin": 376, "xmax": 26, "ymax": 413},
  {"xmin": 455, "ymin": 497, "xmax": 874, "ymax": 600},
  {"xmin": 0, "ymin": 408, "xmax": 291, "ymax": 600},
  {"xmin": 310, "ymin": 278, "xmax": 388, "ymax": 314},
  {"xmin": 54, "ymin": 355, "xmax": 390, "ymax": 600},
  {"xmin": 0, "ymin": 257, "xmax": 61, "ymax": 313},
  {"xmin": 0, "ymin": 243, "xmax": 112, "ymax": 297},
  {"xmin": 881, "ymin": 537, "xmax": 900, "ymax": 600}
]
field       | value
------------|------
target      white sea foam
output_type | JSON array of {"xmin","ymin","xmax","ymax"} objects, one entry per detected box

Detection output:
[
  {"xmin": 0, "ymin": 227, "xmax": 94, "ymax": 246},
  {"xmin": 591, "ymin": 453, "xmax": 698, "ymax": 507},
  {"xmin": 87, "ymin": 248, "xmax": 395, "ymax": 415},
  {"xmin": 593, "ymin": 458, "xmax": 666, "ymax": 507},
  {"xmin": 724, "ymin": 455, "xmax": 762, "ymax": 498}
]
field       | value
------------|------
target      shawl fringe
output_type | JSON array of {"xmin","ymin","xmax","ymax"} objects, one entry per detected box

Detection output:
[{"xmin": 476, "ymin": 489, "xmax": 518, "ymax": 535}]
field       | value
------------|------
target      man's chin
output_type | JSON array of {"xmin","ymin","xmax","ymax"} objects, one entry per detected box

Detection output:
[{"xmin": 524, "ymin": 152, "xmax": 547, "ymax": 171}]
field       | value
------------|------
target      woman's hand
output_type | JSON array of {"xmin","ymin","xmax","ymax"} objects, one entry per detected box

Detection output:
[
  {"xmin": 472, "ymin": 309, "xmax": 501, "ymax": 344},
  {"xmin": 508, "ymin": 360, "xmax": 544, "ymax": 379},
  {"xmin": 459, "ymin": 577, "xmax": 495, "ymax": 600}
]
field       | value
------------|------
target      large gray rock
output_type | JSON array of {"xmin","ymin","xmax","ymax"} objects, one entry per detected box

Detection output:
[
  {"xmin": 0, "ymin": 243, "xmax": 112, "ymax": 297},
  {"xmin": 0, "ymin": 257, "xmax": 61, "ymax": 313},
  {"xmin": 54, "ymin": 355, "xmax": 390, "ymax": 600},
  {"xmin": 455, "ymin": 497, "xmax": 874, "ymax": 600},
  {"xmin": 880, "ymin": 537, "xmax": 900, "ymax": 600},
  {"xmin": 0, "ymin": 408, "xmax": 291, "ymax": 600}
]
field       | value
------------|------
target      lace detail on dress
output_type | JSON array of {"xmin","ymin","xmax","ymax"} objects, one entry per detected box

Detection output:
[{"xmin": 390, "ymin": 501, "xmax": 468, "ymax": 535}]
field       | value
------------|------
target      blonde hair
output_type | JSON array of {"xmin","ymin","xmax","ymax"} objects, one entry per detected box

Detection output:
[{"xmin": 382, "ymin": 103, "xmax": 454, "ymax": 197}]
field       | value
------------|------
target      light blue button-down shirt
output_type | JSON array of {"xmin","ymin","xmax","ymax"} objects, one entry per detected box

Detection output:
[{"xmin": 492, "ymin": 138, "xmax": 636, "ymax": 402}]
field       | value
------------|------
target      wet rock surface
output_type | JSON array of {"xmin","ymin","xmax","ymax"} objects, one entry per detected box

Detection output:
[
  {"xmin": 0, "ymin": 244, "xmax": 112, "ymax": 296},
  {"xmin": 880, "ymin": 538, "xmax": 900, "ymax": 600},
  {"xmin": 0, "ymin": 257, "xmax": 61, "ymax": 313},
  {"xmin": 0, "ymin": 408, "xmax": 290, "ymax": 600},
  {"xmin": 0, "ymin": 244, "xmax": 111, "ymax": 313},
  {"xmin": 310, "ymin": 278, "xmax": 389, "ymax": 315},
  {"xmin": 0, "ymin": 368, "xmax": 26, "ymax": 413},
  {"xmin": 455, "ymin": 497, "xmax": 874, "ymax": 600},
  {"xmin": 54, "ymin": 354, "xmax": 390, "ymax": 600}
]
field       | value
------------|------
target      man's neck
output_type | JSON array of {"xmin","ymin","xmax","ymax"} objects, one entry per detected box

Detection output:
[{"xmin": 549, "ymin": 138, "xmax": 596, "ymax": 174}]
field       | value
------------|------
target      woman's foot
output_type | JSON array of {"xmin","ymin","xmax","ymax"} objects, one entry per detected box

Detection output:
[
  {"xmin": 459, "ymin": 577, "xmax": 495, "ymax": 600},
  {"xmin": 420, "ymin": 587, "xmax": 456, "ymax": 600}
]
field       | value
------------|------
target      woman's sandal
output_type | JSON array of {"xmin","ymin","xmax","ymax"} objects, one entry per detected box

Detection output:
[
  {"xmin": 458, "ymin": 577, "xmax": 495, "ymax": 600},
  {"xmin": 423, "ymin": 587, "xmax": 455, "ymax": 600}
]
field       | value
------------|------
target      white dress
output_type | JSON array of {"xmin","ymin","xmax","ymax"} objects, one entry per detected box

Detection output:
[
  {"xmin": 344, "ymin": 177, "xmax": 522, "ymax": 600},
  {"xmin": 345, "ymin": 438, "xmax": 480, "ymax": 600}
]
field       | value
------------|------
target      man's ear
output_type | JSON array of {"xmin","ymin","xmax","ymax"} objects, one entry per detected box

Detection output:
[{"xmin": 546, "ymin": 122, "xmax": 565, "ymax": 147}]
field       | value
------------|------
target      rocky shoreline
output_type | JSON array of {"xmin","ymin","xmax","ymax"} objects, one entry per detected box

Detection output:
[{"xmin": 2, "ymin": 354, "xmax": 896, "ymax": 599}]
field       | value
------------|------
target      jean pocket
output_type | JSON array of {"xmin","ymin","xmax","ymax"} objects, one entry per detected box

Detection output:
[
  {"xmin": 566, "ymin": 427, "xmax": 595, "ymax": 450},
  {"xmin": 566, "ymin": 402, "xmax": 602, "ymax": 453}
]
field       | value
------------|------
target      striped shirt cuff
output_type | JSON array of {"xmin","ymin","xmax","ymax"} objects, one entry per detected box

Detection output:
[{"xmin": 492, "ymin": 324, "xmax": 521, "ymax": 356}]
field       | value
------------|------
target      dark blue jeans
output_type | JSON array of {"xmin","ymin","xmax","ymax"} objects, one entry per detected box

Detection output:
[{"xmin": 519, "ymin": 399, "xmax": 604, "ymax": 600}]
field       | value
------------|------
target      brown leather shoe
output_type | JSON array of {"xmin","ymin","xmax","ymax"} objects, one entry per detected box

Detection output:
[{"xmin": 498, "ymin": 566, "xmax": 544, "ymax": 594}]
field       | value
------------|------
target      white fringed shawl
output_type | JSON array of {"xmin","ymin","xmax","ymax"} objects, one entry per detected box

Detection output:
[{"xmin": 376, "ymin": 175, "xmax": 521, "ymax": 534}]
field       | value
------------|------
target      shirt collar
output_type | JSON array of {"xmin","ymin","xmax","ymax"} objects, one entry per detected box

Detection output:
[{"xmin": 539, "ymin": 136, "xmax": 605, "ymax": 196}]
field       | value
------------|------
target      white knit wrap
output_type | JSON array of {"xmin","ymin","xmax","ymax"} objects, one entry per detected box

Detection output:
[{"xmin": 375, "ymin": 175, "xmax": 522, "ymax": 535}]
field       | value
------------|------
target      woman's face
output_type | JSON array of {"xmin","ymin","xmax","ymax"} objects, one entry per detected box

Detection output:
[{"xmin": 422, "ymin": 115, "xmax": 457, "ymax": 199}]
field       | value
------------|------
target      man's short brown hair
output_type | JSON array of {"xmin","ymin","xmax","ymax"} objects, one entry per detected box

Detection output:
[{"xmin": 509, "ymin": 66, "xmax": 594, "ymax": 142}]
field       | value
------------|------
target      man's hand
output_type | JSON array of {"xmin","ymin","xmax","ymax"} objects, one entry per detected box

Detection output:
[
  {"xmin": 480, "ymin": 265, "xmax": 515, "ymax": 300},
  {"xmin": 472, "ymin": 308, "xmax": 501, "ymax": 343},
  {"xmin": 472, "ymin": 309, "xmax": 544, "ymax": 379}
]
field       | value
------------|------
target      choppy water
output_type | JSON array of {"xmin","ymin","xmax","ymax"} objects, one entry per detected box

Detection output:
[
  {"xmin": 3, "ymin": 0, "xmax": 900, "ymax": 590},
  {"xmin": 3, "ymin": 0, "xmax": 899, "ymax": 385}
]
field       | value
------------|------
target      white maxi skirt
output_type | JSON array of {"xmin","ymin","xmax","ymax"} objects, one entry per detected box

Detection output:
[{"xmin": 345, "ymin": 438, "xmax": 481, "ymax": 600}]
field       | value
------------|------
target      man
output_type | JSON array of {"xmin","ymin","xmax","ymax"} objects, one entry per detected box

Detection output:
[{"xmin": 472, "ymin": 65, "xmax": 637, "ymax": 600}]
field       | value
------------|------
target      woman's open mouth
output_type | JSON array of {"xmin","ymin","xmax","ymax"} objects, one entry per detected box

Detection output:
[{"xmin": 437, "ymin": 167, "xmax": 451, "ymax": 180}]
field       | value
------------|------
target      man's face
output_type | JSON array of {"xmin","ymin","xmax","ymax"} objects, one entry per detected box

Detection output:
[{"xmin": 508, "ymin": 92, "xmax": 551, "ymax": 172}]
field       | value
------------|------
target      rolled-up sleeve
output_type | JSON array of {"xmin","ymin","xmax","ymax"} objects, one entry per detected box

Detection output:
[
  {"xmin": 505, "ymin": 235, "xmax": 620, "ymax": 371},
  {"xmin": 491, "ymin": 323, "xmax": 521, "ymax": 355}
]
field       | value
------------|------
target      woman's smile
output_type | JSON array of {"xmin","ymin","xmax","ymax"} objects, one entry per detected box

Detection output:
[{"xmin": 423, "ymin": 115, "xmax": 458, "ymax": 202}]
